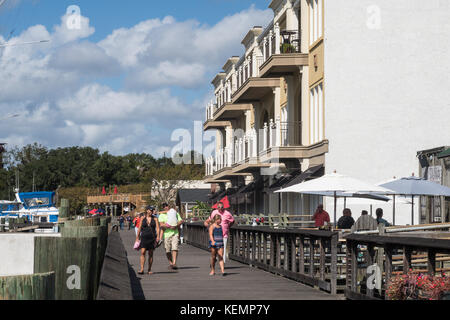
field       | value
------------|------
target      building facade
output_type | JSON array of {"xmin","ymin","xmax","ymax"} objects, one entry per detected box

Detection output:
[
  {"xmin": 417, "ymin": 146, "xmax": 450, "ymax": 224},
  {"xmin": 204, "ymin": 0, "xmax": 450, "ymax": 225}
]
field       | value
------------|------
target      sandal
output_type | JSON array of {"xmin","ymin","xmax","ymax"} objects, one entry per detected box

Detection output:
[
  {"xmin": 138, "ymin": 271, "xmax": 144, "ymax": 275},
  {"xmin": 148, "ymin": 271, "xmax": 154, "ymax": 275}
]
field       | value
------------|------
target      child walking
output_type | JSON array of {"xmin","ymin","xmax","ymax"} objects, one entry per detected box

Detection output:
[{"xmin": 208, "ymin": 215, "xmax": 225, "ymax": 276}]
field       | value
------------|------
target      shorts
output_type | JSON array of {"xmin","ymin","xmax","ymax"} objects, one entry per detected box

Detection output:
[{"xmin": 164, "ymin": 234, "xmax": 179, "ymax": 253}]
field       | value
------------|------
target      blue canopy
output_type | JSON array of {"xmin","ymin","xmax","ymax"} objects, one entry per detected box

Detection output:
[
  {"xmin": 379, "ymin": 176, "xmax": 450, "ymax": 225},
  {"xmin": 380, "ymin": 176, "xmax": 450, "ymax": 196}
]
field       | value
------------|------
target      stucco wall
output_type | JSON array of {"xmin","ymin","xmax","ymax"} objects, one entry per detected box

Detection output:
[{"xmin": 323, "ymin": 0, "xmax": 450, "ymax": 224}]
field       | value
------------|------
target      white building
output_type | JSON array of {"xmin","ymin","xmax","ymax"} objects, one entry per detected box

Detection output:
[{"xmin": 204, "ymin": 0, "xmax": 450, "ymax": 225}]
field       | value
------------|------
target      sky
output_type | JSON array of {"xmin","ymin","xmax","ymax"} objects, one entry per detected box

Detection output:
[{"xmin": 0, "ymin": 0, "xmax": 273, "ymax": 158}]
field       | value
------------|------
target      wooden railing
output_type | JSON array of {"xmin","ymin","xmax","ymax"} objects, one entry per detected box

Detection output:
[
  {"xmin": 183, "ymin": 222, "xmax": 340, "ymax": 295},
  {"xmin": 344, "ymin": 233, "xmax": 450, "ymax": 300},
  {"xmin": 87, "ymin": 193, "xmax": 150, "ymax": 205}
]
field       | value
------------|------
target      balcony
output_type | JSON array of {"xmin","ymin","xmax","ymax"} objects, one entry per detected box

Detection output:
[
  {"xmin": 232, "ymin": 77, "xmax": 281, "ymax": 104},
  {"xmin": 257, "ymin": 24, "xmax": 308, "ymax": 78},
  {"xmin": 213, "ymin": 103, "xmax": 252, "ymax": 122}
]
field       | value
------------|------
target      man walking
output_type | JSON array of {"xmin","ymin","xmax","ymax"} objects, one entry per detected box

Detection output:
[
  {"xmin": 204, "ymin": 201, "xmax": 235, "ymax": 264},
  {"xmin": 159, "ymin": 203, "xmax": 183, "ymax": 270}
]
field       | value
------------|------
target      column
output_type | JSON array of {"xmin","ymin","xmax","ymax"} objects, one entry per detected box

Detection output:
[
  {"xmin": 263, "ymin": 37, "xmax": 267, "ymax": 61},
  {"xmin": 268, "ymin": 30, "xmax": 273, "ymax": 57},
  {"xmin": 263, "ymin": 122, "xmax": 268, "ymax": 151},
  {"xmin": 274, "ymin": 23, "xmax": 281, "ymax": 55},
  {"xmin": 276, "ymin": 117, "xmax": 282, "ymax": 147}
]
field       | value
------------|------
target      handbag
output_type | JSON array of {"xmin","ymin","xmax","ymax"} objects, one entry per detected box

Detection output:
[{"xmin": 134, "ymin": 240, "xmax": 141, "ymax": 250}]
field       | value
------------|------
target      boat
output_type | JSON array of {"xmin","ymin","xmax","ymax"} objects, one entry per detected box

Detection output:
[{"xmin": 0, "ymin": 189, "xmax": 59, "ymax": 223}]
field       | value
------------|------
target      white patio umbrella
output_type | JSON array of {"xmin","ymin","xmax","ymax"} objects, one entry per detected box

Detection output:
[
  {"xmin": 275, "ymin": 172, "xmax": 394, "ymax": 226},
  {"xmin": 380, "ymin": 176, "xmax": 450, "ymax": 225}
]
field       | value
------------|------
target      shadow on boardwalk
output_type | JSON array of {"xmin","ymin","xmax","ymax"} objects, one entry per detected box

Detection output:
[{"xmin": 121, "ymin": 229, "xmax": 341, "ymax": 300}]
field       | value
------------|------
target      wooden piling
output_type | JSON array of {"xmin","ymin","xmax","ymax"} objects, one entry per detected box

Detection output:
[
  {"xmin": 61, "ymin": 225, "xmax": 108, "ymax": 298},
  {"xmin": 34, "ymin": 237, "xmax": 97, "ymax": 300},
  {"xmin": 0, "ymin": 272, "xmax": 55, "ymax": 300}
]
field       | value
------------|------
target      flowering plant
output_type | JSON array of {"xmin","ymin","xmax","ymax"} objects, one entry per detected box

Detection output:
[{"xmin": 386, "ymin": 271, "xmax": 450, "ymax": 300}]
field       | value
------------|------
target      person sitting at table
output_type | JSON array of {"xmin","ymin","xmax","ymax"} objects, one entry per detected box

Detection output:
[
  {"xmin": 337, "ymin": 208, "xmax": 355, "ymax": 229},
  {"xmin": 376, "ymin": 208, "xmax": 391, "ymax": 227},
  {"xmin": 352, "ymin": 210, "xmax": 378, "ymax": 232},
  {"xmin": 312, "ymin": 204, "xmax": 330, "ymax": 227}
]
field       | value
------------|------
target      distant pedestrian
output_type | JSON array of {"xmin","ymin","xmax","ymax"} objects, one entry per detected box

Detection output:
[
  {"xmin": 119, "ymin": 215, "xmax": 125, "ymax": 230},
  {"xmin": 376, "ymin": 208, "xmax": 391, "ymax": 227},
  {"xmin": 133, "ymin": 213, "xmax": 143, "ymax": 236},
  {"xmin": 208, "ymin": 215, "xmax": 225, "ymax": 276},
  {"xmin": 159, "ymin": 203, "xmax": 183, "ymax": 270},
  {"xmin": 352, "ymin": 210, "xmax": 378, "ymax": 232},
  {"xmin": 136, "ymin": 206, "xmax": 160, "ymax": 275},
  {"xmin": 337, "ymin": 208, "xmax": 355, "ymax": 229},
  {"xmin": 313, "ymin": 205, "xmax": 330, "ymax": 227},
  {"xmin": 204, "ymin": 201, "xmax": 235, "ymax": 264},
  {"xmin": 127, "ymin": 215, "xmax": 132, "ymax": 230}
]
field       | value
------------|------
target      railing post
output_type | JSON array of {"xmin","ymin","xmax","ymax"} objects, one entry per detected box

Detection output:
[
  {"xmin": 319, "ymin": 238, "xmax": 326, "ymax": 281},
  {"xmin": 276, "ymin": 234, "xmax": 281, "ymax": 270},
  {"xmin": 309, "ymin": 237, "xmax": 315, "ymax": 279},
  {"xmin": 428, "ymin": 249, "xmax": 436, "ymax": 276},
  {"xmin": 384, "ymin": 245, "xmax": 393, "ymax": 300},
  {"xmin": 330, "ymin": 234, "xmax": 338, "ymax": 295},
  {"xmin": 291, "ymin": 235, "xmax": 296, "ymax": 272},
  {"xmin": 299, "ymin": 236, "xmax": 305, "ymax": 274},
  {"xmin": 367, "ymin": 244, "xmax": 375, "ymax": 298},
  {"xmin": 252, "ymin": 231, "xmax": 256, "ymax": 263},
  {"xmin": 403, "ymin": 246, "xmax": 412, "ymax": 273},
  {"xmin": 350, "ymin": 240, "xmax": 358, "ymax": 293},
  {"xmin": 263, "ymin": 233, "xmax": 268, "ymax": 265}
]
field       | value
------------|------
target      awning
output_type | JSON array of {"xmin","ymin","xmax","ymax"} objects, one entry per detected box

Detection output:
[
  {"xmin": 269, "ymin": 164, "xmax": 324, "ymax": 193},
  {"xmin": 437, "ymin": 148, "xmax": 450, "ymax": 159}
]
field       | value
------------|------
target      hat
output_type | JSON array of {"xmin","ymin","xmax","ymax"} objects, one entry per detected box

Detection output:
[{"xmin": 146, "ymin": 205, "xmax": 155, "ymax": 211}]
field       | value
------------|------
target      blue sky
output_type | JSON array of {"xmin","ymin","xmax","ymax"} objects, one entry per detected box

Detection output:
[{"xmin": 0, "ymin": 0, "xmax": 272, "ymax": 157}]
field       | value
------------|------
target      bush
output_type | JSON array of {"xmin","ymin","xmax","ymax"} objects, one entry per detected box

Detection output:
[{"xmin": 386, "ymin": 271, "xmax": 450, "ymax": 300}]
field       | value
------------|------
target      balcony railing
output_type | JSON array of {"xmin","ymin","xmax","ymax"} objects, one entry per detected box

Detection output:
[
  {"xmin": 261, "ymin": 119, "xmax": 303, "ymax": 152},
  {"xmin": 206, "ymin": 121, "xmax": 303, "ymax": 177}
]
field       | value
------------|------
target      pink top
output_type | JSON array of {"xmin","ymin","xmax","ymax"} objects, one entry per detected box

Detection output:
[{"xmin": 210, "ymin": 209, "xmax": 235, "ymax": 238}]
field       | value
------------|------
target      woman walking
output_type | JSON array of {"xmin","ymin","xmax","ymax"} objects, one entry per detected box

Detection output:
[
  {"xmin": 136, "ymin": 206, "xmax": 160, "ymax": 275},
  {"xmin": 208, "ymin": 215, "xmax": 225, "ymax": 276}
]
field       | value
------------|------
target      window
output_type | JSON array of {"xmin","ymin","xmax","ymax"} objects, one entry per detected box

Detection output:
[{"xmin": 310, "ymin": 83, "xmax": 324, "ymax": 144}]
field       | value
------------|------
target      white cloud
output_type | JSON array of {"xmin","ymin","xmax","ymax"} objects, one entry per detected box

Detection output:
[{"xmin": 0, "ymin": 5, "xmax": 272, "ymax": 156}]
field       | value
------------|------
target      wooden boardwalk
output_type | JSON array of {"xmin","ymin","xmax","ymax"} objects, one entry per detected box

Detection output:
[{"xmin": 121, "ymin": 229, "xmax": 341, "ymax": 300}]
